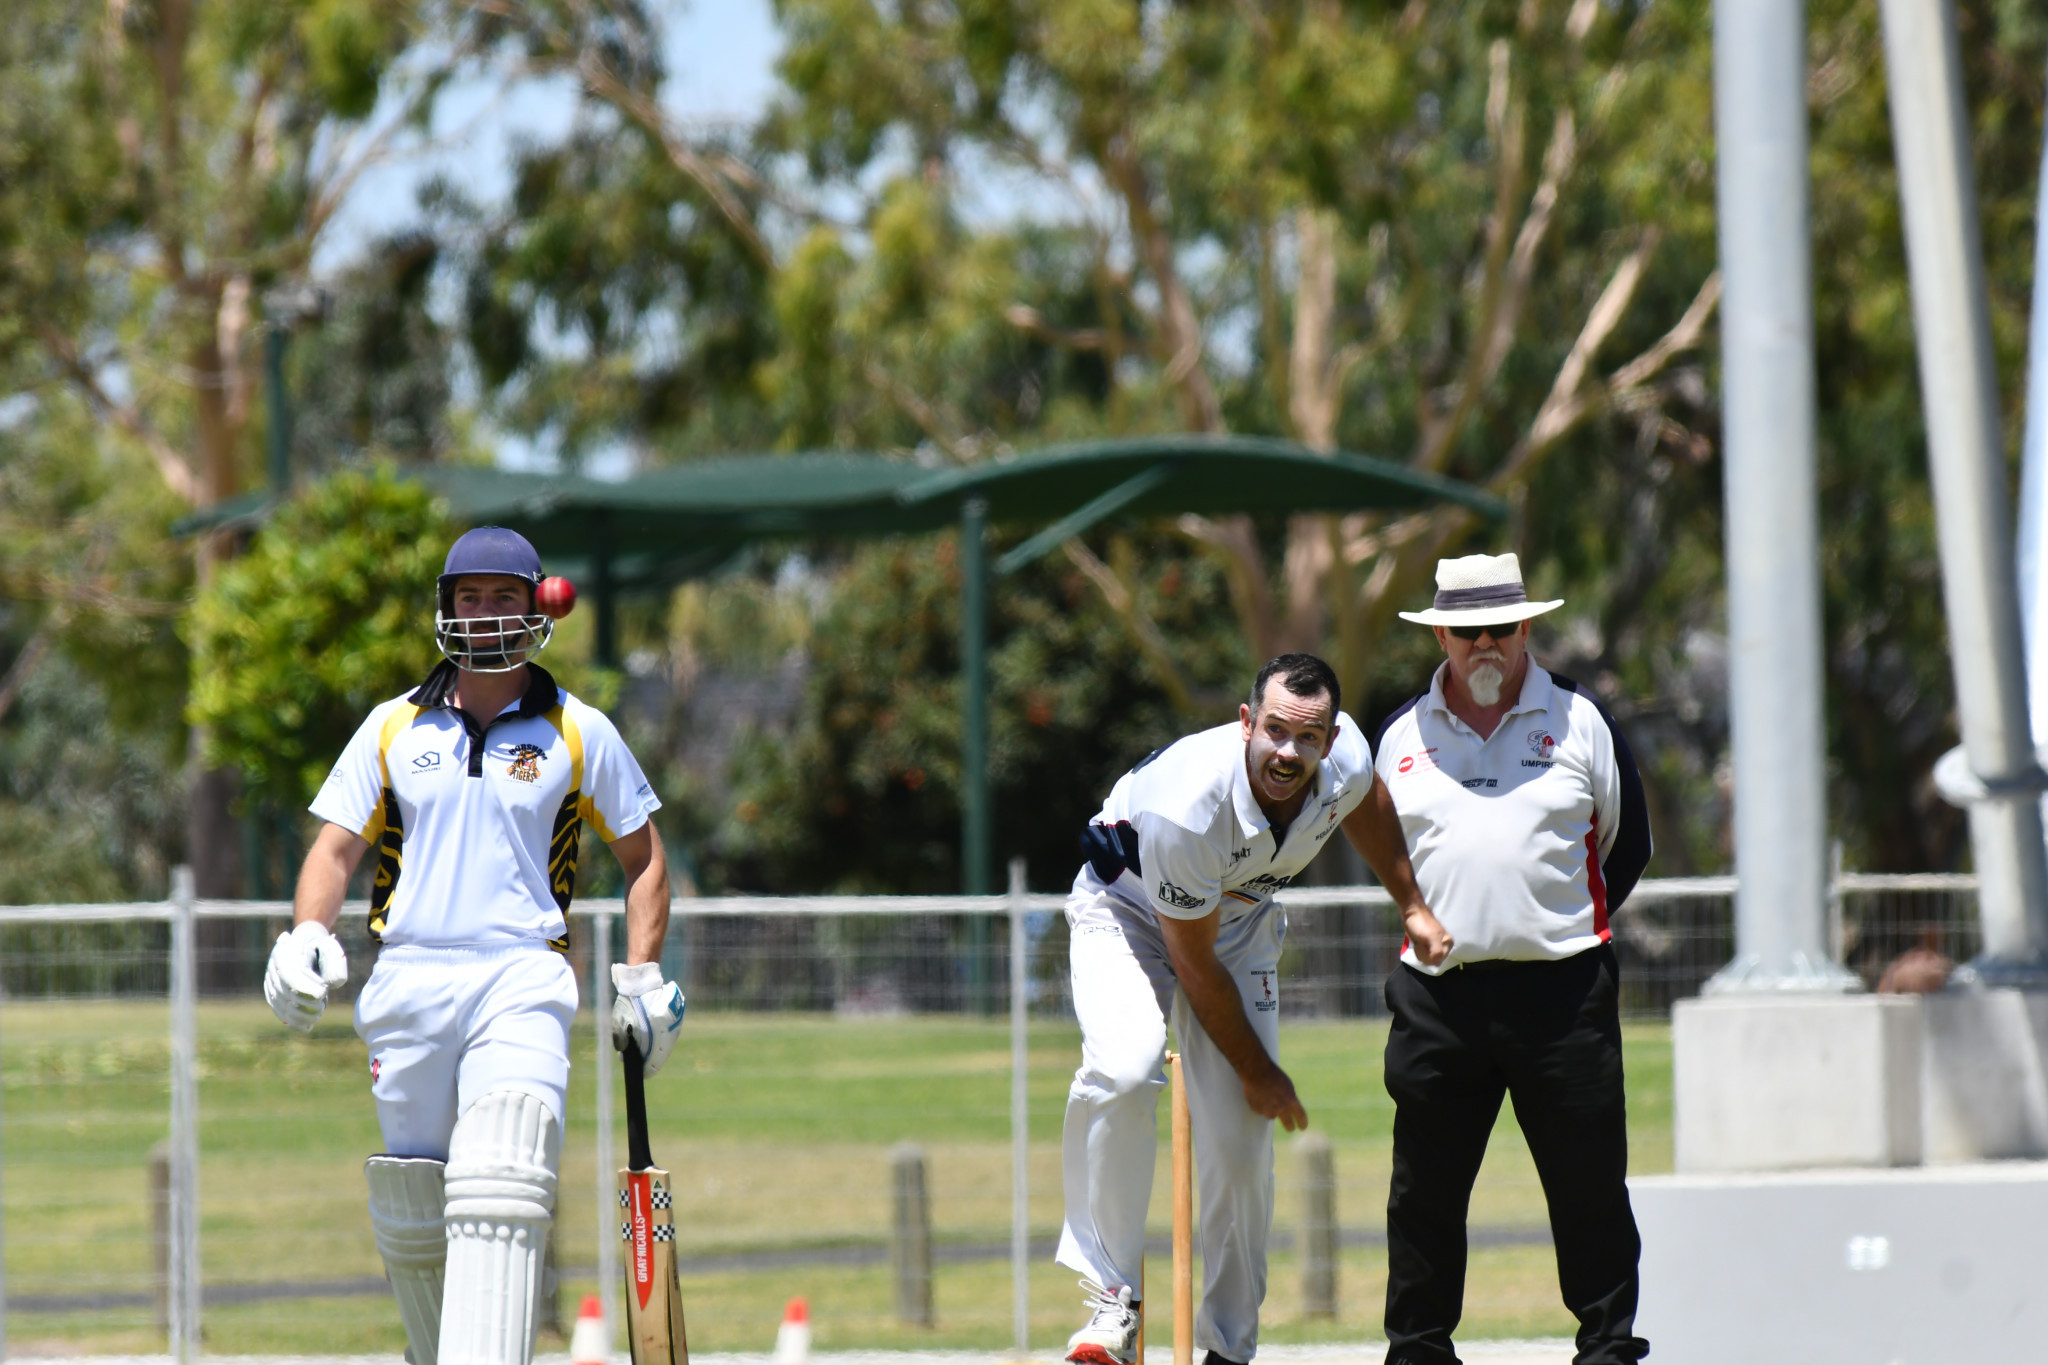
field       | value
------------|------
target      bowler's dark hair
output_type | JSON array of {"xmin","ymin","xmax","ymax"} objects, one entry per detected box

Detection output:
[{"xmin": 1249, "ymin": 653, "xmax": 1340, "ymax": 718}]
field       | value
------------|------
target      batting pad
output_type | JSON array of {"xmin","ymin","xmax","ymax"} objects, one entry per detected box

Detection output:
[
  {"xmin": 366, "ymin": 1155, "xmax": 448, "ymax": 1365},
  {"xmin": 439, "ymin": 1089, "xmax": 562, "ymax": 1365}
]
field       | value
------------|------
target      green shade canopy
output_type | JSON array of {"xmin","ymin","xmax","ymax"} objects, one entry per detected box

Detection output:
[
  {"xmin": 893, "ymin": 434, "xmax": 1501, "ymax": 521},
  {"xmin": 176, "ymin": 435, "xmax": 1503, "ymax": 591}
]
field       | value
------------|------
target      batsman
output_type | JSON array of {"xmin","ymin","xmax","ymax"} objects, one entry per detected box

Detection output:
[
  {"xmin": 1059, "ymin": 654, "xmax": 1451, "ymax": 1365},
  {"xmin": 263, "ymin": 526, "xmax": 686, "ymax": 1365}
]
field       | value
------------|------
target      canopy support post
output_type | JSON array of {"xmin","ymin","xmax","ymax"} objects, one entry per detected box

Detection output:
[
  {"xmin": 962, "ymin": 497, "xmax": 992, "ymax": 1007},
  {"xmin": 594, "ymin": 512, "xmax": 618, "ymax": 669},
  {"xmin": 993, "ymin": 462, "xmax": 1177, "ymax": 575}
]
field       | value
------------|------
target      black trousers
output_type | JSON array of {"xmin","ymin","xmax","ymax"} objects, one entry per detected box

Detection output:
[{"xmin": 1381, "ymin": 944, "xmax": 1647, "ymax": 1365}]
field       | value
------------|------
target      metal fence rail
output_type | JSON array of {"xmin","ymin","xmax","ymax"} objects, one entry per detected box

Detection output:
[{"xmin": 0, "ymin": 871, "xmax": 1984, "ymax": 1357}]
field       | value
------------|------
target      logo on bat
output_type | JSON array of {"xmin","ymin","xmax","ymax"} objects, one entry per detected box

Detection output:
[{"xmin": 628, "ymin": 1173, "xmax": 654, "ymax": 1308}]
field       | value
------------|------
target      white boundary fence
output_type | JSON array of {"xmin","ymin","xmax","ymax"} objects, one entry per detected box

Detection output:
[{"xmin": 0, "ymin": 867, "xmax": 1983, "ymax": 1358}]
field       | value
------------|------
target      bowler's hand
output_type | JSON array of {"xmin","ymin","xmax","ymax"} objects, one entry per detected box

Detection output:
[
  {"xmin": 1242, "ymin": 1062, "xmax": 1309, "ymax": 1132},
  {"xmin": 1403, "ymin": 903, "xmax": 1454, "ymax": 967}
]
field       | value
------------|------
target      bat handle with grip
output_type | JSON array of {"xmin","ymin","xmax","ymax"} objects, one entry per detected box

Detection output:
[{"xmin": 624, "ymin": 1038, "xmax": 654, "ymax": 1172}]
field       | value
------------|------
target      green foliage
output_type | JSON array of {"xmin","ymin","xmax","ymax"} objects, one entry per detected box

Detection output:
[
  {"xmin": 0, "ymin": 655, "xmax": 190, "ymax": 905},
  {"xmin": 188, "ymin": 464, "xmax": 453, "ymax": 811},
  {"xmin": 301, "ymin": 0, "xmax": 404, "ymax": 119},
  {"xmin": 288, "ymin": 234, "xmax": 460, "ymax": 468},
  {"xmin": 707, "ymin": 530, "xmax": 1246, "ymax": 893},
  {"xmin": 0, "ymin": 410, "xmax": 191, "ymax": 903}
]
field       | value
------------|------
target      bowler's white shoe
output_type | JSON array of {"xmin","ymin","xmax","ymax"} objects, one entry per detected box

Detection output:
[{"xmin": 1065, "ymin": 1280, "xmax": 1140, "ymax": 1365}]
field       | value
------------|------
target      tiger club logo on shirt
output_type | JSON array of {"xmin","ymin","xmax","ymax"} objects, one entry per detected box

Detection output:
[{"xmin": 506, "ymin": 743, "xmax": 545, "ymax": 783}]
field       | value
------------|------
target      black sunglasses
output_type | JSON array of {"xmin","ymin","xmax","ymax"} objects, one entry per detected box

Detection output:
[{"xmin": 1447, "ymin": 620, "xmax": 1518, "ymax": 641}]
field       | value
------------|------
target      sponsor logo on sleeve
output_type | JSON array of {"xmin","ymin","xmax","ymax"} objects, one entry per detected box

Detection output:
[
  {"xmin": 1251, "ymin": 970, "xmax": 1276, "ymax": 1012},
  {"xmin": 1157, "ymin": 879, "xmax": 1206, "ymax": 910}
]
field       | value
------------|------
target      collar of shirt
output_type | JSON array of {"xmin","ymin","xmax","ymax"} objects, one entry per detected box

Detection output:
[
  {"xmin": 1229, "ymin": 731, "xmax": 1336, "ymax": 840},
  {"xmin": 1424, "ymin": 659, "xmax": 1554, "ymax": 737},
  {"xmin": 408, "ymin": 660, "xmax": 561, "ymax": 718}
]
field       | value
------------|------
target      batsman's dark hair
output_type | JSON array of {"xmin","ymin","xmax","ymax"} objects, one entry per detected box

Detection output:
[{"xmin": 1249, "ymin": 653, "xmax": 1340, "ymax": 718}]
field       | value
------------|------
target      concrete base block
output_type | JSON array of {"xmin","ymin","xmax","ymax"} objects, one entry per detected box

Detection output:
[
  {"xmin": 1922, "ymin": 989, "xmax": 2048, "ymax": 1161},
  {"xmin": 1633, "ymin": 1163, "xmax": 2048, "ymax": 1364},
  {"xmin": 1673, "ymin": 995, "xmax": 1921, "ymax": 1172}
]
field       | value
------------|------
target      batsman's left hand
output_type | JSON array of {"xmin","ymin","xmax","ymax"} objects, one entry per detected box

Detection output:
[{"xmin": 611, "ymin": 961, "xmax": 686, "ymax": 1076}]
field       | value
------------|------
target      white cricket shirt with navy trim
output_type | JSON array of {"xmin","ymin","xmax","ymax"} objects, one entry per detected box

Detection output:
[
  {"xmin": 1072, "ymin": 713, "xmax": 1375, "ymax": 923},
  {"xmin": 1374, "ymin": 662, "xmax": 1651, "ymax": 971},
  {"xmin": 309, "ymin": 662, "xmax": 659, "ymax": 949}
]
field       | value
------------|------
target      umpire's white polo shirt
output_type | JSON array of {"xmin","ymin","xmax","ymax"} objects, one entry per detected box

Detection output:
[
  {"xmin": 1374, "ymin": 663, "xmax": 1650, "ymax": 971},
  {"xmin": 310, "ymin": 662, "xmax": 659, "ymax": 949},
  {"xmin": 1073, "ymin": 713, "xmax": 1376, "ymax": 923}
]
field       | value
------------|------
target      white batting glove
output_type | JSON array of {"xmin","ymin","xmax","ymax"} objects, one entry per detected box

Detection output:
[
  {"xmin": 611, "ymin": 961, "xmax": 686, "ymax": 1076},
  {"xmin": 264, "ymin": 921, "xmax": 349, "ymax": 1032}
]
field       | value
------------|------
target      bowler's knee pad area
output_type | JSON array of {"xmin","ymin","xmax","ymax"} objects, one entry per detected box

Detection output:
[
  {"xmin": 367, "ymin": 1155, "xmax": 449, "ymax": 1269},
  {"xmin": 445, "ymin": 1089, "xmax": 561, "ymax": 1234}
]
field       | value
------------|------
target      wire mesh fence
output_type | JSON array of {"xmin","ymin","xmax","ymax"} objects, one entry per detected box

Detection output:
[{"xmin": 0, "ymin": 873, "xmax": 1983, "ymax": 1358}]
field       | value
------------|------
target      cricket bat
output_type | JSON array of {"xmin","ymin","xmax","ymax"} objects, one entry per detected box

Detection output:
[{"xmin": 621, "ymin": 1040, "xmax": 689, "ymax": 1365}]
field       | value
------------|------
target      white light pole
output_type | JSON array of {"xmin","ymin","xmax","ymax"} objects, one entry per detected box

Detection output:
[
  {"xmin": 1708, "ymin": 0, "xmax": 1856, "ymax": 992},
  {"xmin": 1881, "ymin": 0, "xmax": 2048, "ymax": 983}
]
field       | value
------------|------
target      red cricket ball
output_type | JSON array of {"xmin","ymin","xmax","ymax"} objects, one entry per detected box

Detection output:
[{"xmin": 536, "ymin": 576, "xmax": 577, "ymax": 619}]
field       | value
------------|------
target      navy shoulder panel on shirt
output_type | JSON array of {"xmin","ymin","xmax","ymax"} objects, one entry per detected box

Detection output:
[
  {"xmin": 1373, "ymin": 692, "xmax": 1428, "ymax": 757},
  {"xmin": 1549, "ymin": 673, "xmax": 1652, "ymax": 911},
  {"xmin": 1081, "ymin": 819, "xmax": 1142, "ymax": 883}
]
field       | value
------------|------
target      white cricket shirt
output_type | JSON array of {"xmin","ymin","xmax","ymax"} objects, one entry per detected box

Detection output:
[
  {"xmin": 1072, "ymin": 714, "xmax": 1376, "ymax": 923},
  {"xmin": 1374, "ymin": 662, "xmax": 1650, "ymax": 971},
  {"xmin": 310, "ymin": 662, "xmax": 659, "ymax": 948}
]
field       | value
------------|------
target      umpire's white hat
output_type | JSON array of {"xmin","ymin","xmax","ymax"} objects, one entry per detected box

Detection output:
[{"xmin": 1397, "ymin": 552, "xmax": 1563, "ymax": 628}]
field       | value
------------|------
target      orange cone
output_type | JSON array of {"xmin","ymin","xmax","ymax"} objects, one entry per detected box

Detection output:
[
  {"xmin": 570, "ymin": 1294, "xmax": 609, "ymax": 1365},
  {"xmin": 772, "ymin": 1296, "xmax": 811, "ymax": 1365}
]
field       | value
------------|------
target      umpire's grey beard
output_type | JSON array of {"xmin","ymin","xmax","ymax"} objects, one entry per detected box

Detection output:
[{"xmin": 1466, "ymin": 662, "xmax": 1505, "ymax": 707}]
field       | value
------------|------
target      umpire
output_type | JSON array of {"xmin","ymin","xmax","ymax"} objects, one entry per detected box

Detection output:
[{"xmin": 1371, "ymin": 554, "xmax": 1651, "ymax": 1365}]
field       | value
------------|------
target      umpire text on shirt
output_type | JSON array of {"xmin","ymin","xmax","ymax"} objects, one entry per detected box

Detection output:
[{"xmin": 1372, "ymin": 553, "xmax": 1652, "ymax": 1365}]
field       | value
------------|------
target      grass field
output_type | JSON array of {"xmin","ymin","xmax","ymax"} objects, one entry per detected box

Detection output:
[{"xmin": 0, "ymin": 1001, "xmax": 1672, "ymax": 1356}]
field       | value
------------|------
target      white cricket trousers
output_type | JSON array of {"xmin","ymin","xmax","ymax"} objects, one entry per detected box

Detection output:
[
  {"xmin": 354, "ymin": 942, "xmax": 580, "ymax": 1159},
  {"xmin": 1055, "ymin": 891, "xmax": 1284, "ymax": 1363}
]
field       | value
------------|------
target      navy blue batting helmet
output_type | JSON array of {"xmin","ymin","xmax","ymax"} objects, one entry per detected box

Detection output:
[{"xmin": 439, "ymin": 526, "xmax": 544, "ymax": 587}]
